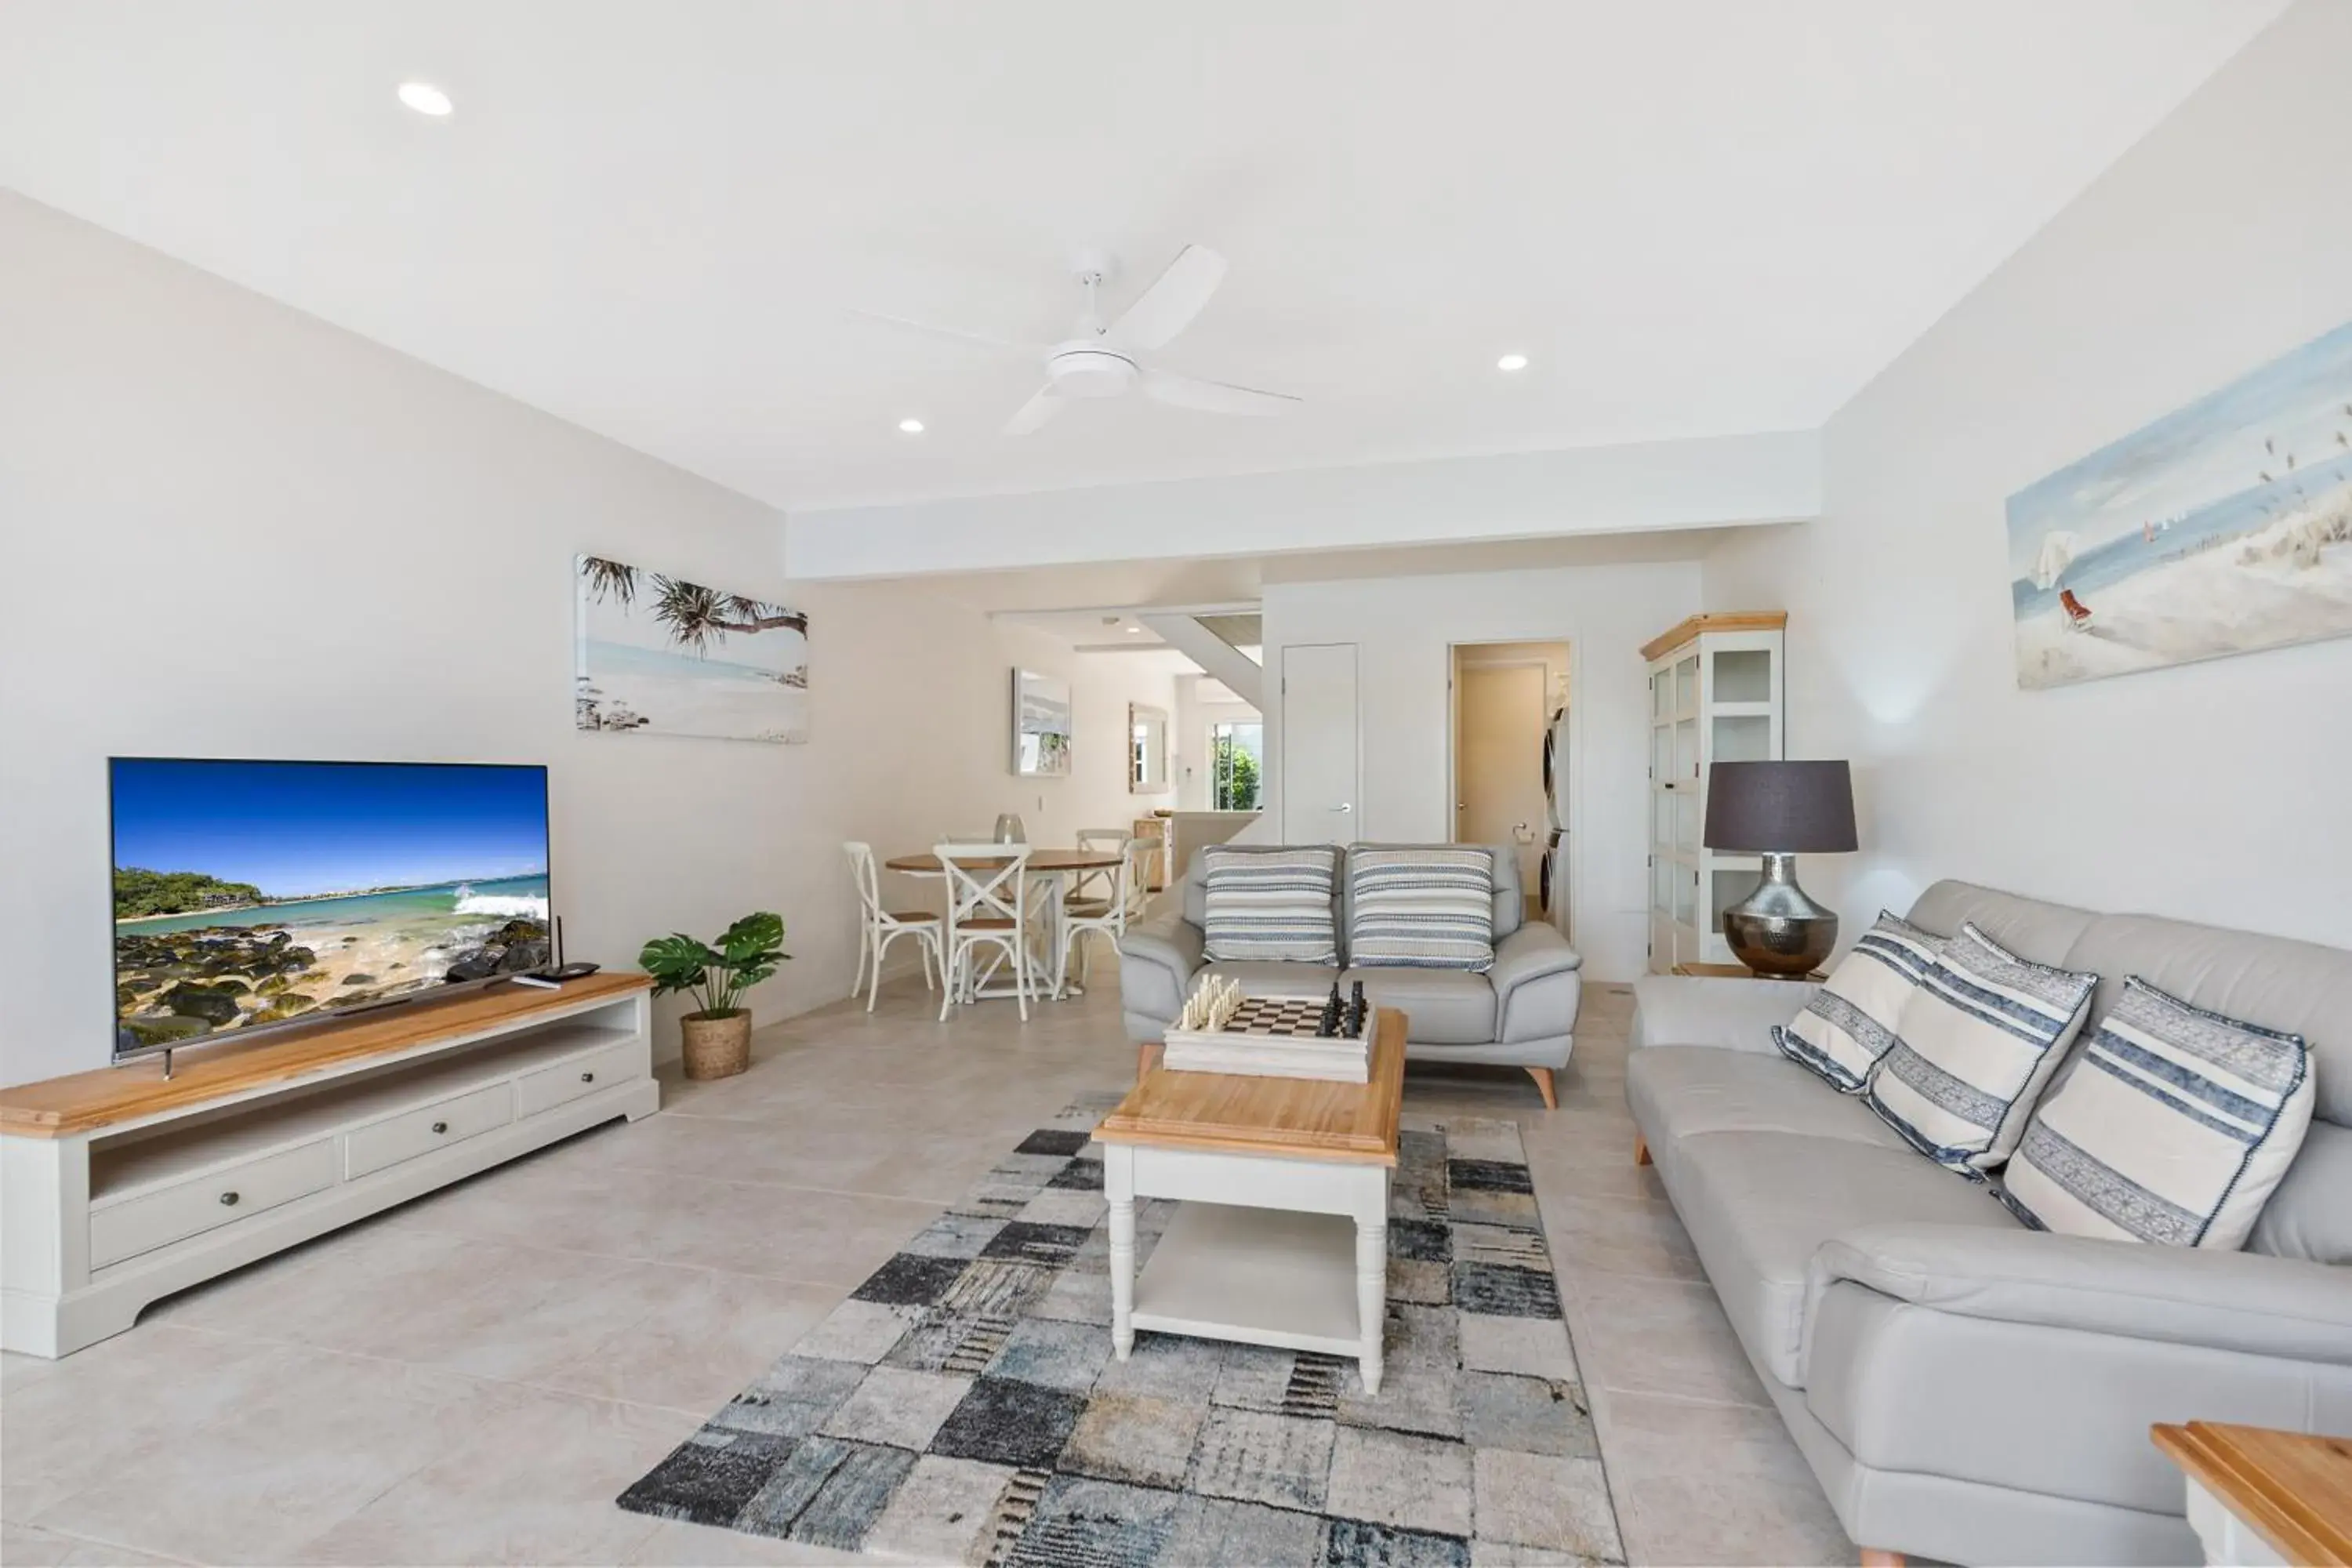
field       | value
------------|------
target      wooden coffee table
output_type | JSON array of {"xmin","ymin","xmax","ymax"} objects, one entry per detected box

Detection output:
[
  {"xmin": 1093, "ymin": 1007, "xmax": 1405, "ymax": 1393},
  {"xmin": 2153, "ymin": 1421, "xmax": 2352, "ymax": 1566}
]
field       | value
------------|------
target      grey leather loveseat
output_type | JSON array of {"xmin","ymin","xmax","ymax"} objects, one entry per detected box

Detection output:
[
  {"xmin": 1628, "ymin": 879, "xmax": 2352, "ymax": 1566},
  {"xmin": 1118, "ymin": 843, "xmax": 1583, "ymax": 1104}
]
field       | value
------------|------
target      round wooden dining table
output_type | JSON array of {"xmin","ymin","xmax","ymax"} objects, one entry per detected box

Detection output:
[
  {"xmin": 884, "ymin": 848, "xmax": 1127, "ymax": 1006},
  {"xmin": 883, "ymin": 848, "xmax": 1122, "ymax": 876}
]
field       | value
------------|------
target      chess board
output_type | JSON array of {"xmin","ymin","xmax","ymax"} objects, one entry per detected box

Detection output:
[{"xmin": 1203, "ymin": 994, "xmax": 1368, "ymax": 1040}]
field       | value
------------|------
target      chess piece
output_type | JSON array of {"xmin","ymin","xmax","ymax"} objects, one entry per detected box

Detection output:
[
  {"xmin": 1348, "ymin": 980, "xmax": 1367, "ymax": 1036},
  {"xmin": 1319, "ymin": 982, "xmax": 1343, "ymax": 1038}
]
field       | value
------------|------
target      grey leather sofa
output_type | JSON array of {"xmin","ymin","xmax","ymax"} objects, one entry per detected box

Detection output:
[
  {"xmin": 1628, "ymin": 879, "xmax": 2352, "ymax": 1566},
  {"xmin": 1119, "ymin": 844, "xmax": 1582, "ymax": 1103}
]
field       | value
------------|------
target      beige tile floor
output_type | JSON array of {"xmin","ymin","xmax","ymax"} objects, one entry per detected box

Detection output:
[{"xmin": 0, "ymin": 971, "xmax": 1852, "ymax": 1566}]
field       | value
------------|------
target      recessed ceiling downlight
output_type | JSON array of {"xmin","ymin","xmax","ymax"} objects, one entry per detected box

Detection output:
[
  {"xmin": 898, "ymin": 418, "xmax": 925, "ymax": 434},
  {"xmin": 1496, "ymin": 353, "xmax": 1530, "ymax": 372},
  {"xmin": 397, "ymin": 82, "xmax": 453, "ymax": 117}
]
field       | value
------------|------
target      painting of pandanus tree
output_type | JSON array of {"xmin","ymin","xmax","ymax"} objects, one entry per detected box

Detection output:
[{"xmin": 575, "ymin": 554, "xmax": 811, "ymax": 743}]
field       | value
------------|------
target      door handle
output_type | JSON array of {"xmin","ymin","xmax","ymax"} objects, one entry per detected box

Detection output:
[{"xmin": 1333, "ymin": 803, "xmax": 1352, "ymax": 814}]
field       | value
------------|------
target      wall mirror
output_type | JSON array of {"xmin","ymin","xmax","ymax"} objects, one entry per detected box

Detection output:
[{"xmin": 1129, "ymin": 703, "xmax": 1170, "ymax": 793}]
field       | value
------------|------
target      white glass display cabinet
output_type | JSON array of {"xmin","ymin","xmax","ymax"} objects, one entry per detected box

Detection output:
[{"xmin": 1643, "ymin": 614, "xmax": 1787, "ymax": 971}]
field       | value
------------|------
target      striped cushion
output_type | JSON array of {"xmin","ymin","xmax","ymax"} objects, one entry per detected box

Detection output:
[
  {"xmin": 1345, "ymin": 848, "xmax": 1497, "ymax": 972},
  {"xmin": 1200, "ymin": 845, "xmax": 1340, "ymax": 965},
  {"xmin": 1864, "ymin": 923, "xmax": 2096, "ymax": 1175},
  {"xmin": 1997, "ymin": 978, "xmax": 2314, "ymax": 1249},
  {"xmin": 1772, "ymin": 911, "xmax": 1939, "ymax": 1091}
]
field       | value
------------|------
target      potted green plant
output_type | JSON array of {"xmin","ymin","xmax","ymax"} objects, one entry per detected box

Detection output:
[{"xmin": 639, "ymin": 912, "xmax": 789, "ymax": 1080}]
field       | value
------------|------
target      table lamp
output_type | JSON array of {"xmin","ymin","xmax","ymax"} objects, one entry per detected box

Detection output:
[{"xmin": 1704, "ymin": 760, "xmax": 1857, "ymax": 978}]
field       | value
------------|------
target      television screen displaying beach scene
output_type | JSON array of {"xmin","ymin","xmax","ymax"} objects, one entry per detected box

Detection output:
[{"xmin": 110, "ymin": 758, "xmax": 551, "ymax": 1055}]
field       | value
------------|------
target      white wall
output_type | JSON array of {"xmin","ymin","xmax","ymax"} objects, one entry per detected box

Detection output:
[
  {"xmin": 787, "ymin": 432, "xmax": 1820, "ymax": 579},
  {"xmin": 0, "ymin": 194, "xmax": 1180, "ymax": 1084},
  {"xmin": 1261, "ymin": 564, "xmax": 1702, "ymax": 981},
  {"xmin": 1702, "ymin": 0, "xmax": 2352, "ymax": 950}
]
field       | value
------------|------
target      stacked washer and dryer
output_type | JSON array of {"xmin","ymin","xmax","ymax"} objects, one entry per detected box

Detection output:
[{"xmin": 1538, "ymin": 702, "xmax": 1570, "ymax": 939}]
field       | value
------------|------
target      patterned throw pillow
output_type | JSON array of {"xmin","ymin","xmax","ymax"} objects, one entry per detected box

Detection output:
[
  {"xmin": 1345, "ymin": 848, "xmax": 1497, "ymax": 972},
  {"xmin": 1200, "ymin": 845, "xmax": 1340, "ymax": 965},
  {"xmin": 1997, "ymin": 978, "xmax": 2314, "ymax": 1250},
  {"xmin": 1771, "ymin": 911, "xmax": 1939, "ymax": 1091},
  {"xmin": 1864, "ymin": 923, "xmax": 2097, "ymax": 1176}
]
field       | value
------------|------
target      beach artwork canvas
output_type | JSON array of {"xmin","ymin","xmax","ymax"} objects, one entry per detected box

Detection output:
[
  {"xmin": 111, "ymin": 759, "xmax": 551, "ymax": 1053},
  {"xmin": 575, "ymin": 555, "xmax": 810, "ymax": 742},
  {"xmin": 2009, "ymin": 321, "xmax": 2352, "ymax": 691},
  {"xmin": 1012, "ymin": 668, "xmax": 1073, "ymax": 776}
]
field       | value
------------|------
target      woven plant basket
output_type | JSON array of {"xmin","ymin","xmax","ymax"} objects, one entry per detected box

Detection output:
[{"xmin": 680, "ymin": 1010, "xmax": 752, "ymax": 1080}]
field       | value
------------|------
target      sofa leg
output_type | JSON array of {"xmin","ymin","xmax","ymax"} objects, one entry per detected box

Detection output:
[
  {"xmin": 1858, "ymin": 1552, "xmax": 1904, "ymax": 1567},
  {"xmin": 1634, "ymin": 1134, "xmax": 1651, "ymax": 1167},
  {"xmin": 1526, "ymin": 1067, "xmax": 1557, "ymax": 1109}
]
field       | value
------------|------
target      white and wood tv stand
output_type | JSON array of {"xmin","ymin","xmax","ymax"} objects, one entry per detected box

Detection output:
[{"xmin": 0, "ymin": 973, "xmax": 657, "ymax": 1357}]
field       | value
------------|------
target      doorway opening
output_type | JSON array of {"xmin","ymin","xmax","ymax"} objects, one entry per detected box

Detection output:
[
  {"xmin": 1209, "ymin": 719, "xmax": 1264, "ymax": 811},
  {"xmin": 1450, "ymin": 641, "xmax": 1572, "ymax": 939}
]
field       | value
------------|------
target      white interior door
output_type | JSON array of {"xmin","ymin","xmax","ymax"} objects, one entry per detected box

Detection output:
[{"xmin": 1280, "ymin": 643, "xmax": 1359, "ymax": 844}]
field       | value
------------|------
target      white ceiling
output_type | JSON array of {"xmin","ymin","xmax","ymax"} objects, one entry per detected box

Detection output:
[{"xmin": 0, "ymin": 1, "xmax": 2285, "ymax": 513}]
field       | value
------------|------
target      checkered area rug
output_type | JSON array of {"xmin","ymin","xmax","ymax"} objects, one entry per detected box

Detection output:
[{"xmin": 617, "ymin": 1094, "xmax": 1624, "ymax": 1565}]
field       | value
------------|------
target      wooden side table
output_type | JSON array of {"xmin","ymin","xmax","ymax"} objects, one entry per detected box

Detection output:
[
  {"xmin": 2152, "ymin": 1421, "xmax": 2352, "ymax": 1566},
  {"xmin": 1669, "ymin": 961, "xmax": 1826, "ymax": 982}
]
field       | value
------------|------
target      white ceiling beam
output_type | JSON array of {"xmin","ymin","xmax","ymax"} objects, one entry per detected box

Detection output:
[{"xmin": 785, "ymin": 430, "xmax": 1818, "ymax": 580}]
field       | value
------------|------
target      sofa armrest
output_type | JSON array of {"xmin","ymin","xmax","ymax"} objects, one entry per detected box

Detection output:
[
  {"xmin": 1118, "ymin": 913, "xmax": 1204, "ymax": 1013},
  {"xmin": 1490, "ymin": 923, "xmax": 1582, "ymax": 1043},
  {"xmin": 1808, "ymin": 1221, "xmax": 2352, "ymax": 1367},
  {"xmin": 1490, "ymin": 922, "xmax": 1581, "ymax": 996},
  {"xmin": 1630, "ymin": 975, "xmax": 1815, "ymax": 1052}
]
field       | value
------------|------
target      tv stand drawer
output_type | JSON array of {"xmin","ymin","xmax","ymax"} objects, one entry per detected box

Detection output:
[
  {"xmin": 89, "ymin": 1140, "xmax": 338, "ymax": 1269},
  {"xmin": 344, "ymin": 1083, "xmax": 514, "ymax": 1180},
  {"xmin": 517, "ymin": 1040, "xmax": 641, "ymax": 1119}
]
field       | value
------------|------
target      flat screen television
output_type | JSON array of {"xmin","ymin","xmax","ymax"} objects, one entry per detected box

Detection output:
[{"xmin": 109, "ymin": 758, "xmax": 552, "ymax": 1058}]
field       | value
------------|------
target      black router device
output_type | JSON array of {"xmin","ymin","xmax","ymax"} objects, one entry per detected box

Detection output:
[{"xmin": 512, "ymin": 916, "xmax": 602, "ymax": 989}]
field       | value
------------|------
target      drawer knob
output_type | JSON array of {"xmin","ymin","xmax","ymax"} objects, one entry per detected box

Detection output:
[
  {"xmin": 219, "ymin": 1191, "xmax": 240, "ymax": 1207},
  {"xmin": 580, "ymin": 1071, "xmax": 596, "ymax": 1083},
  {"xmin": 431, "ymin": 1120, "xmax": 449, "ymax": 1134}
]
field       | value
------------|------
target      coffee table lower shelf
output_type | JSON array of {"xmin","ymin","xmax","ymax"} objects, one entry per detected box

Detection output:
[{"xmin": 1131, "ymin": 1203, "xmax": 1366, "ymax": 1358}]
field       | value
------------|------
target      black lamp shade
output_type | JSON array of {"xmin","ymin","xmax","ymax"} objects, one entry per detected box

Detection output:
[{"xmin": 1704, "ymin": 760, "xmax": 1857, "ymax": 854}]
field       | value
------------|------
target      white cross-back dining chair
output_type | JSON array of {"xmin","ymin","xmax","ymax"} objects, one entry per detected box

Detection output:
[
  {"xmin": 843, "ymin": 842, "xmax": 942, "ymax": 1012},
  {"xmin": 935, "ymin": 842, "xmax": 1035, "ymax": 1022},
  {"xmin": 1058, "ymin": 840, "xmax": 1136, "ymax": 999},
  {"xmin": 1069, "ymin": 829, "xmax": 1131, "ymax": 905}
]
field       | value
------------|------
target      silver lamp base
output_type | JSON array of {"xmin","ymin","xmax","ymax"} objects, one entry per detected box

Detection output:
[{"xmin": 1722, "ymin": 853, "xmax": 1838, "ymax": 978}]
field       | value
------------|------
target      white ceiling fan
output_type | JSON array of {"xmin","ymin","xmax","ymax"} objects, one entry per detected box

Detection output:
[{"xmin": 855, "ymin": 245, "xmax": 1301, "ymax": 435}]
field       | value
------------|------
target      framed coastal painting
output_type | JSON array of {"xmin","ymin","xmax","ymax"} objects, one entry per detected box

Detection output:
[
  {"xmin": 2007, "ymin": 320, "xmax": 2352, "ymax": 691},
  {"xmin": 1011, "ymin": 668, "xmax": 1073, "ymax": 776},
  {"xmin": 575, "ymin": 555, "xmax": 811, "ymax": 742}
]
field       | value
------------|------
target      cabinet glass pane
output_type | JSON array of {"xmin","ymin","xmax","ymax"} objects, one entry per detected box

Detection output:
[
  {"xmin": 1653, "ymin": 858, "xmax": 1674, "ymax": 916},
  {"xmin": 1712, "ymin": 648, "xmax": 1773, "ymax": 703},
  {"xmin": 1713, "ymin": 713, "xmax": 1772, "ymax": 764},
  {"xmin": 1674, "ymin": 655, "xmax": 1698, "ymax": 713},
  {"xmin": 1652, "ymin": 672, "xmax": 1671, "ymax": 720},
  {"xmin": 1652, "ymin": 724, "xmax": 1672, "ymax": 784},
  {"xmin": 1653, "ymin": 792, "xmax": 1672, "ymax": 848},
  {"xmin": 1673, "ymin": 864, "xmax": 1695, "ymax": 924},
  {"xmin": 1675, "ymin": 790, "xmax": 1699, "ymax": 852},
  {"xmin": 1712, "ymin": 866, "xmax": 1762, "ymax": 923},
  {"xmin": 1675, "ymin": 718, "xmax": 1698, "ymax": 782}
]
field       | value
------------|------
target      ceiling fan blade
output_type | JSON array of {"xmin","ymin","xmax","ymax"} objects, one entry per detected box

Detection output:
[
  {"xmin": 1004, "ymin": 386, "xmax": 1063, "ymax": 434},
  {"xmin": 1105, "ymin": 245, "xmax": 1228, "ymax": 350},
  {"xmin": 844, "ymin": 306, "xmax": 1045, "ymax": 358},
  {"xmin": 1141, "ymin": 368, "xmax": 1300, "ymax": 416}
]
